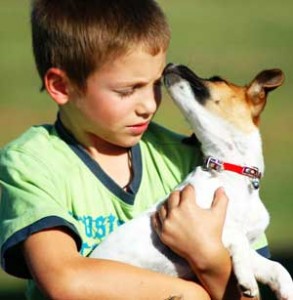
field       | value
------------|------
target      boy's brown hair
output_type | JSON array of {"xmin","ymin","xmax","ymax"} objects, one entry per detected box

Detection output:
[{"xmin": 31, "ymin": 0, "xmax": 170, "ymax": 92}]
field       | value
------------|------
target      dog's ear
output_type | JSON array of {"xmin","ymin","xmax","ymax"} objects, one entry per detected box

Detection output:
[{"xmin": 247, "ymin": 69, "xmax": 285, "ymax": 117}]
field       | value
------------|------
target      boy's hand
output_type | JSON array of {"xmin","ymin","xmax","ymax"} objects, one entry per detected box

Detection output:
[
  {"xmin": 152, "ymin": 185, "xmax": 229, "ymax": 267},
  {"xmin": 152, "ymin": 186, "xmax": 253, "ymax": 300}
]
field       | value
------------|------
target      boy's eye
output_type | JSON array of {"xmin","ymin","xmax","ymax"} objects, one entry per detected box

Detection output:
[
  {"xmin": 116, "ymin": 89, "xmax": 135, "ymax": 98},
  {"xmin": 115, "ymin": 79, "xmax": 162, "ymax": 98}
]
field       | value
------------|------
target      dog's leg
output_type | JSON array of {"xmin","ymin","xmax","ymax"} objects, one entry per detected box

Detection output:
[
  {"xmin": 223, "ymin": 229, "xmax": 259, "ymax": 298},
  {"xmin": 250, "ymin": 250, "xmax": 293, "ymax": 300}
]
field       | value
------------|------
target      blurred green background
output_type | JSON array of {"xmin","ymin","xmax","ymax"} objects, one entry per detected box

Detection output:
[{"xmin": 0, "ymin": 0, "xmax": 292, "ymax": 299}]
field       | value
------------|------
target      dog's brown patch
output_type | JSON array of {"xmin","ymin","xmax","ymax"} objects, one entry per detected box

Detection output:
[
  {"xmin": 205, "ymin": 81, "xmax": 255, "ymax": 133},
  {"xmin": 203, "ymin": 69, "xmax": 284, "ymax": 133}
]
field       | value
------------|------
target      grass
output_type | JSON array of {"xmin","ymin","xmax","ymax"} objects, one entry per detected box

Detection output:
[{"xmin": 0, "ymin": 0, "xmax": 292, "ymax": 297}]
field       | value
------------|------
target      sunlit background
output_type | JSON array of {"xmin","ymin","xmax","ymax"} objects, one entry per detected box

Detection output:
[{"xmin": 0, "ymin": 0, "xmax": 292, "ymax": 298}]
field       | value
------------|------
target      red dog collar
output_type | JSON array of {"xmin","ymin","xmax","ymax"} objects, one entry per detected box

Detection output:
[{"xmin": 203, "ymin": 156, "xmax": 261, "ymax": 189}]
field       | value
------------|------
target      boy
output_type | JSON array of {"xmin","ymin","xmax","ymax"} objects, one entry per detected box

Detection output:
[{"xmin": 0, "ymin": 1, "xmax": 268, "ymax": 299}]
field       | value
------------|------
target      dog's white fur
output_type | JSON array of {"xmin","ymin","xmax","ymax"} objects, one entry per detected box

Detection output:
[{"xmin": 91, "ymin": 65, "xmax": 293, "ymax": 299}]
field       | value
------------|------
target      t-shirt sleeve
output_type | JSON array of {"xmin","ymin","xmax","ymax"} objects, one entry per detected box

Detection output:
[
  {"xmin": 252, "ymin": 233, "xmax": 270, "ymax": 258},
  {"xmin": 0, "ymin": 148, "xmax": 82, "ymax": 278}
]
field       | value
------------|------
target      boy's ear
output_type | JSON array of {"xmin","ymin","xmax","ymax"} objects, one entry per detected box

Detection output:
[{"xmin": 45, "ymin": 68, "xmax": 70, "ymax": 105}]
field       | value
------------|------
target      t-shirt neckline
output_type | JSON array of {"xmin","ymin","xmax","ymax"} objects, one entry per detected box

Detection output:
[{"xmin": 54, "ymin": 115, "xmax": 142, "ymax": 205}]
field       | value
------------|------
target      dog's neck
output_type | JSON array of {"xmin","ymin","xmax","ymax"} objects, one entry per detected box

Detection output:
[{"xmin": 193, "ymin": 120, "xmax": 265, "ymax": 175}]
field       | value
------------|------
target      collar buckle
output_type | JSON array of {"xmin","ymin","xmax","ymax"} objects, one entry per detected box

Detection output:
[{"xmin": 203, "ymin": 156, "xmax": 223, "ymax": 172}]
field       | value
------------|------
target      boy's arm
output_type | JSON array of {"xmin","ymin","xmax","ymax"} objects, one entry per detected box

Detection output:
[
  {"xmin": 23, "ymin": 227, "xmax": 209, "ymax": 300},
  {"xmin": 152, "ymin": 185, "xmax": 258, "ymax": 300}
]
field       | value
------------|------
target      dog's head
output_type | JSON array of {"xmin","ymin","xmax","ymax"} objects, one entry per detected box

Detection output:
[{"xmin": 164, "ymin": 64, "xmax": 284, "ymax": 134}]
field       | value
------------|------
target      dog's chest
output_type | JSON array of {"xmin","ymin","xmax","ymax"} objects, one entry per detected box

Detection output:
[{"xmin": 185, "ymin": 167, "xmax": 269, "ymax": 237}]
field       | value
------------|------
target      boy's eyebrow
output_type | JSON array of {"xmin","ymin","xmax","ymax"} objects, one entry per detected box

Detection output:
[{"xmin": 113, "ymin": 76, "xmax": 163, "ymax": 88}]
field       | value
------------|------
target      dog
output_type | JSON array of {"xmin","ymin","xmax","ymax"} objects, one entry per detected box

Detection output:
[{"xmin": 90, "ymin": 64, "xmax": 293, "ymax": 299}]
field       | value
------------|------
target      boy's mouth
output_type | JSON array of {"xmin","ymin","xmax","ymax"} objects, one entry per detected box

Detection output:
[{"xmin": 128, "ymin": 122, "xmax": 149, "ymax": 135}]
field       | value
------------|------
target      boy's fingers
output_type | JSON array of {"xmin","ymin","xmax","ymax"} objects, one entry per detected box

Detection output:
[
  {"xmin": 211, "ymin": 187, "xmax": 229, "ymax": 218},
  {"xmin": 151, "ymin": 213, "xmax": 162, "ymax": 235},
  {"xmin": 179, "ymin": 184, "xmax": 195, "ymax": 205},
  {"xmin": 167, "ymin": 190, "xmax": 181, "ymax": 210},
  {"xmin": 158, "ymin": 202, "xmax": 168, "ymax": 223}
]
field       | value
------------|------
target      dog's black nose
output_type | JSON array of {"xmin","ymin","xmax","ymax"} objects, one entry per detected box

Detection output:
[
  {"xmin": 163, "ymin": 63, "xmax": 175, "ymax": 76},
  {"xmin": 163, "ymin": 64, "xmax": 182, "ymax": 87}
]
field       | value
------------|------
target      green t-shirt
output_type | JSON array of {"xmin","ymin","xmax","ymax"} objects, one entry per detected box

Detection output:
[{"xmin": 0, "ymin": 119, "xmax": 269, "ymax": 299}]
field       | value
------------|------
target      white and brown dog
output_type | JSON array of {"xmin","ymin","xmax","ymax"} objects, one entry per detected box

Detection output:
[{"xmin": 91, "ymin": 64, "xmax": 293, "ymax": 299}]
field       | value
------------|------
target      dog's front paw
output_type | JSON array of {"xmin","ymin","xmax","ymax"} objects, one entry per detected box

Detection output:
[
  {"xmin": 276, "ymin": 289, "xmax": 293, "ymax": 300},
  {"xmin": 236, "ymin": 269, "xmax": 259, "ymax": 298},
  {"xmin": 239, "ymin": 283, "xmax": 259, "ymax": 298},
  {"xmin": 267, "ymin": 262, "xmax": 293, "ymax": 300},
  {"xmin": 275, "ymin": 282, "xmax": 293, "ymax": 300}
]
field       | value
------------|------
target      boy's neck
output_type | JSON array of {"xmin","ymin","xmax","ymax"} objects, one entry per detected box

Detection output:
[
  {"xmin": 59, "ymin": 110, "xmax": 128, "ymax": 155},
  {"xmin": 57, "ymin": 113, "xmax": 133, "ymax": 189},
  {"xmin": 88, "ymin": 147, "xmax": 134, "ymax": 191}
]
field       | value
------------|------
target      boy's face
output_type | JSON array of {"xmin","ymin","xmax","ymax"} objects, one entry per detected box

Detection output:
[{"xmin": 63, "ymin": 47, "xmax": 166, "ymax": 151}]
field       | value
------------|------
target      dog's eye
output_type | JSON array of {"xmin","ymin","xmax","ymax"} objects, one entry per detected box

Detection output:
[
  {"xmin": 209, "ymin": 76, "xmax": 225, "ymax": 82},
  {"xmin": 214, "ymin": 100, "xmax": 221, "ymax": 105}
]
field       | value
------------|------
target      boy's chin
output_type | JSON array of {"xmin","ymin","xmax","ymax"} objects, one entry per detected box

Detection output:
[{"xmin": 117, "ymin": 135, "xmax": 143, "ymax": 148}]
